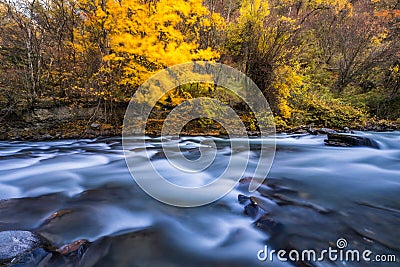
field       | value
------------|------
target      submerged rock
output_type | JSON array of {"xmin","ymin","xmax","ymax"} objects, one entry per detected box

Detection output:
[
  {"xmin": 10, "ymin": 247, "xmax": 52, "ymax": 267},
  {"xmin": 77, "ymin": 237, "xmax": 111, "ymax": 267},
  {"xmin": 0, "ymin": 230, "xmax": 44, "ymax": 262},
  {"xmin": 237, "ymin": 194, "xmax": 250, "ymax": 204},
  {"xmin": 57, "ymin": 239, "xmax": 89, "ymax": 256},
  {"xmin": 244, "ymin": 203, "xmax": 259, "ymax": 218},
  {"xmin": 324, "ymin": 133, "xmax": 379, "ymax": 148}
]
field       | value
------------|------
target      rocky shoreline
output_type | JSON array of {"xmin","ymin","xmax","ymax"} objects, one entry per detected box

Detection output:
[
  {"xmin": 0, "ymin": 101, "xmax": 399, "ymax": 141},
  {"xmin": 1, "ymin": 120, "xmax": 398, "ymax": 142},
  {"xmin": 1, "ymin": 101, "xmax": 399, "ymax": 141}
]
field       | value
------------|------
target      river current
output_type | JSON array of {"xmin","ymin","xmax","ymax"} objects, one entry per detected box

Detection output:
[{"xmin": 0, "ymin": 132, "xmax": 399, "ymax": 266}]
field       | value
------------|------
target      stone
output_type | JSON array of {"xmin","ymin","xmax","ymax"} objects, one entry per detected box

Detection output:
[
  {"xmin": 324, "ymin": 133, "xmax": 380, "ymax": 148},
  {"xmin": 317, "ymin": 128, "xmax": 337, "ymax": 134},
  {"xmin": 10, "ymin": 247, "xmax": 51, "ymax": 266},
  {"xmin": 90, "ymin": 123, "xmax": 101, "ymax": 130},
  {"xmin": 57, "ymin": 239, "xmax": 89, "ymax": 256},
  {"xmin": 307, "ymin": 128, "xmax": 318, "ymax": 135},
  {"xmin": 292, "ymin": 129, "xmax": 308, "ymax": 134},
  {"xmin": 238, "ymin": 194, "xmax": 250, "ymax": 204},
  {"xmin": 38, "ymin": 134, "xmax": 52, "ymax": 141},
  {"xmin": 244, "ymin": 203, "xmax": 258, "ymax": 218},
  {"xmin": 0, "ymin": 231, "xmax": 44, "ymax": 262}
]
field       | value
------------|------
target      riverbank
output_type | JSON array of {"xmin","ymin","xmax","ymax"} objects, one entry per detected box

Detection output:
[
  {"xmin": 1, "ymin": 100, "xmax": 399, "ymax": 141},
  {"xmin": 1, "ymin": 116, "xmax": 399, "ymax": 141}
]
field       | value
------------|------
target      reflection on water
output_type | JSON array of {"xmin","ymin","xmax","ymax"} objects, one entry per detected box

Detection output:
[{"xmin": 0, "ymin": 132, "xmax": 399, "ymax": 266}]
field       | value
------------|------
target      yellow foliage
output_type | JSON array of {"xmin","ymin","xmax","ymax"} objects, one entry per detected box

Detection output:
[
  {"xmin": 239, "ymin": 0, "xmax": 270, "ymax": 20},
  {"xmin": 75, "ymin": 0, "xmax": 221, "ymax": 99},
  {"xmin": 271, "ymin": 64, "xmax": 303, "ymax": 118},
  {"xmin": 371, "ymin": 31, "xmax": 388, "ymax": 45}
]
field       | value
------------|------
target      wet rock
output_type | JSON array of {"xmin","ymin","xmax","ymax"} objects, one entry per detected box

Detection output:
[
  {"xmin": 150, "ymin": 151, "xmax": 166, "ymax": 160},
  {"xmin": 244, "ymin": 203, "xmax": 259, "ymax": 218},
  {"xmin": 37, "ymin": 207, "xmax": 101, "ymax": 246},
  {"xmin": 9, "ymin": 247, "xmax": 51, "ymax": 267},
  {"xmin": 71, "ymin": 186, "xmax": 134, "ymax": 203},
  {"xmin": 237, "ymin": 194, "xmax": 250, "ymax": 204},
  {"xmin": 0, "ymin": 193, "xmax": 68, "ymax": 231},
  {"xmin": 343, "ymin": 203, "xmax": 400, "ymax": 250},
  {"xmin": 38, "ymin": 134, "xmax": 52, "ymax": 141},
  {"xmin": 249, "ymin": 196, "xmax": 278, "ymax": 212},
  {"xmin": 324, "ymin": 133, "xmax": 379, "ymax": 148},
  {"xmin": 41, "ymin": 210, "xmax": 73, "ymax": 226},
  {"xmin": 317, "ymin": 127, "xmax": 337, "ymax": 134},
  {"xmin": 77, "ymin": 237, "xmax": 111, "ymax": 267},
  {"xmin": 90, "ymin": 123, "xmax": 101, "ymax": 130},
  {"xmin": 57, "ymin": 239, "xmax": 89, "ymax": 256},
  {"xmin": 257, "ymin": 181, "xmax": 297, "ymax": 195},
  {"xmin": 337, "ymin": 126, "xmax": 355, "ymax": 134},
  {"xmin": 0, "ymin": 230, "xmax": 45, "ymax": 262},
  {"xmin": 254, "ymin": 217, "xmax": 284, "ymax": 234},
  {"xmin": 247, "ymin": 131, "xmax": 260, "ymax": 136},
  {"xmin": 292, "ymin": 128, "xmax": 308, "ymax": 135},
  {"xmin": 307, "ymin": 128, "xmax": 318, "ymax": 135},
  {"xmin": 7, "ymin": 237, "xmax": 108, "ymax": 267},
  {"xmin": 288, "ymin": 126, "xmax": 321, "ymax": 135},
  {"xmin": 238, "ymin": 177, "xmax": 253, "ymax": 184},
  {"xmin": 254, "ymin": 185, "xmax": 330, "ymax": 214},
  {"xmin": 364, "ymin": 121, "xmax": 399, "ymax": 132}
]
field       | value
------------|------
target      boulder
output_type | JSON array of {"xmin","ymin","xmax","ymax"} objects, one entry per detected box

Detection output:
[
  {"xmin": 0, "ymin": 230, "xmax": 44, "ymax": 262},
  {"xmin": 324, "ymin": 133, "xmax": 379, "ymax": 148}
]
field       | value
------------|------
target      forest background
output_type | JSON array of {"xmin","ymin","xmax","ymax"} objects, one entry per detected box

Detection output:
[{"xmin": 0, "ymin": 0, "xmax": 399, "ymax": 139}]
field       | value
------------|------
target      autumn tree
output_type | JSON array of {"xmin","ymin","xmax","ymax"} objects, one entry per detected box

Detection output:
[
  {"xmin": 0, "ymin": 0, "xmax": 80, "ymax": 112},
  {"xmin": 0, "ymin": 0, "xmax": 46, "ymax": 109},
  {"xmin": 223, "ymin": 0, "xmax": 352, "ymax": 118},
  {"xmin": 73, "ymin": 0, "xmax": 220, "ymax": 100}
]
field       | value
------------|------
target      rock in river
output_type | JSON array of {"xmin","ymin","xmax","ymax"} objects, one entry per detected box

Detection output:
[
  {"xmin": 324, "ymin": 133, "xmax": 379, "ymax": 148},
  {"xmin": 0, "ymin": 230, "xmax": 44, "ymax": 262}
]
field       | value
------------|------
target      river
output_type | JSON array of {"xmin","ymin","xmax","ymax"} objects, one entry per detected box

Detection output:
[{"xmin": 0, "ymin": 132, "xmax": 399, "ymax": 266}]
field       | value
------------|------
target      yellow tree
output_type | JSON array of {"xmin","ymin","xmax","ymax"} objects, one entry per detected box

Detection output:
[{"xmin": 74, "ymin": 0, "xmax": 220, "ymax": 104}]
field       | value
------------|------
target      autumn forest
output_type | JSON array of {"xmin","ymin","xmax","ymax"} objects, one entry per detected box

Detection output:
[{"xmin": 0, "ymin": 0, "xmax": 399, "ymax": 138}]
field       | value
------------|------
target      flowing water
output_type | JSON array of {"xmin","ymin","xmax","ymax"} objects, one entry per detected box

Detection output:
[{"xmin": 0, "ymin": 132, "xmax": 399, "ymax": 266}]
